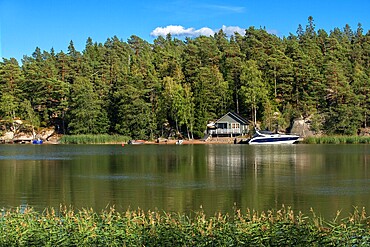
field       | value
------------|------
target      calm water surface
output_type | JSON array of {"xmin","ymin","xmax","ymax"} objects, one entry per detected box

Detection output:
[{"xmin": 0, "ymin": 144, "xmax": 369, "ymax": 219}]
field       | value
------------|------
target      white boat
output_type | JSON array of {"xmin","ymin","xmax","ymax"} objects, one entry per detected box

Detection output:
[
  {"xmin": 176, "ymin": 139, "xmax": 183, "ymax": 145},
  {"xmin": 128, "ymin": 140, "xmax": 146, "ymax": 145},
  {"xmin": 248, "ymin": 129, "xmax": 299, "ymax": 145}
]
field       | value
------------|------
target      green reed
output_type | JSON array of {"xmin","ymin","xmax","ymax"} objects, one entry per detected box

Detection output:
[
  {"xmin": 1, "ymin": 205, "xmax": 369, "ymax": 246},
  {"xmin": 59, "ymin": 134, "xmax": 131, "ymax": 144},
  {"xmin": 303, "ymin": 135, "xmax": 370, "ymax": 144}
]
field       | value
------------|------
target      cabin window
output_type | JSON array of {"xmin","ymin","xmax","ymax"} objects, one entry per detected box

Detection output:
[
  {"xmin": 231, "ymin": 123, "xmax": 240, "ymax": 129},
  {"xmin": 216, "ymin": 123, "xmax": 227, "ymax": 129}
]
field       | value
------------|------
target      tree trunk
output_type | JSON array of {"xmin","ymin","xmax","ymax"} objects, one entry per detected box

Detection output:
[
  {"xmin": 274, "ymin": 65, "xmax": 277, "ymax": 98},
  {"xmin": 236, "ymin": 93, "xmax": 239, "ymax": 114},
  {"xmin": 254, "ymin": 105, "xmax": 257, "ymax": 126}
]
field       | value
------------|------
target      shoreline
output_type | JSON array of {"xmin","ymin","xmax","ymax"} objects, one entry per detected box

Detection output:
[
  {"xmin": 3, "ymin": 135, "xmax": 370, "ymax": 145},
  {"xmin": 144, "ymin": 137, "xmax": 247, "ymax": 145}
]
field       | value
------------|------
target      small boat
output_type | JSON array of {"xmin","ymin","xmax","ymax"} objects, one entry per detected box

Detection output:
[
  {"xmin": 32, "ymin": 139, "xmax": 43, "ymax": 145},
  {"xmin": 248, "ymin": 129, "xmax": 299, "ymax": 145},
  {"xmin": 128, "ymin": 140, "xmax": 146, "ymax": 145},
  {"xmin": 176, "ymin": 139, "xmax": 183, "ymax": 145}
]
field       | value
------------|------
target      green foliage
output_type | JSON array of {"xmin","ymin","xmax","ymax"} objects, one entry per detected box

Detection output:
[
  {"xmin": 1, "ymin": 206, "xmax": 370, "ymax": 246},
  {"xmin": 0, "ymin": 58, "xmax": 23, "ymax": 97},
  {"xmin": 303, "ymin": 135, "xmax": 370, "ymax": 144},
  {"xmin": 0, "ymin": 93, "xmax": 17, "ymax": 120},
  {"xmin": 59, "ymin": 134, "xmax": 131, "ymax": 144},
  {"xmin": 67, "ymin": 76, "xmax": 109, "ymax": 134},
  {"xmin": 240, "ymin": 60, "xmax": 268, "ymax": 125},
  {"xmin": 113, "ymin": 81, "xmax": 152, "ymax": 139},
  {"xmin": 18, "ymin": 99, "xmax": 40, "ymax": 129},
  {"xmin": 1, "ymin": 17, "xmax": 369, "ymax": 137}
]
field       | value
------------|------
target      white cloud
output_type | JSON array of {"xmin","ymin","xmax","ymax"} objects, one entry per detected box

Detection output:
[
  {"xmin": 221, "ymin": 25, "xmax": 245, "ymax": 36},
  {"xmin": 150, "ymin": 25, "xmax": 245, "ymax": 38},
  {"xmin": 150, "ymin": 25, "xmax": 194, "ymax": 37},
  {"xmin": 194, "ymin": 27, "xmax": 215, "ymax": 36}
]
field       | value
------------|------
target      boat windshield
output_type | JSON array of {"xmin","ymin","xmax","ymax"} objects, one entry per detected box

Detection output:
[
  {"xmin": 259, "ymin": 130, "xmax": 275, "ymax": 135},
  {"xmin": 253, "ymin": 130, "xmax": 275, "ymax": 137},
  {"xmin": 252, "ymin": 133, "xmax": 260, "ymax": 138}
]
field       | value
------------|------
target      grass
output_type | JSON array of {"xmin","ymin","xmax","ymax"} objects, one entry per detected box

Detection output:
[
  {"xmin": 1, "ymin": 205, "xmax": 370, "ymax": 246},
  {"xmin": 59, "ymin": 134, "xmax": 131, "ymax": 144},
  {"xmin": 303, "ymin": 135, "xmax": 370, "ymax": 144}
]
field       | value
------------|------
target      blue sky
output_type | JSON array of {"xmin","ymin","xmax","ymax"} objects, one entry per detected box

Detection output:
[{"xmin": 1, "ymin": 0, "xmax": 369, "ymax": 62}]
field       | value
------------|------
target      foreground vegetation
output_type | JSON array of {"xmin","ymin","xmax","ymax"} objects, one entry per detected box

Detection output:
[
  {"xmin": 303, "ymin": 135, "xmax": 370, "ymax": 144},
  {"xmin": 59, "ymin": 134, "xmax": 131, "ymax": 144},
  {"xmin": 1, "ymin": 206, "xmax": 370, "ymax": 246}
]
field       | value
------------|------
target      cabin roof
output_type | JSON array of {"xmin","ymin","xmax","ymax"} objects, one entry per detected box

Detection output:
[{"xmin": 215, "ymin": 112, "xmax": 249, "ymax": 125}]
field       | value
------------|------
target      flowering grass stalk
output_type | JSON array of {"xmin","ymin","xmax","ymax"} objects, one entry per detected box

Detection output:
[{"xmin": 1, "ymin": 205, "xmax": 370, "ymax": 246}]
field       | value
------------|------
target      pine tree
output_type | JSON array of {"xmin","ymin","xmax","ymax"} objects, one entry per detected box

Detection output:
[
  {"xmin": 0, "ymin": 58, "xmax": 23, "ymax": 98},
  {"xmin": 240, "ymin": 60, "xmax": 268, "ymax": 125},
  {"xmin": 67, "ymin": 76, "xmax": 109, "ymax": 134}
]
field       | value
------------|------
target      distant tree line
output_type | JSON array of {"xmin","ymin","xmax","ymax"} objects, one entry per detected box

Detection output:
[{"xmin": 0, "ymin": 17, "xmax": 369, "ymax": 139}]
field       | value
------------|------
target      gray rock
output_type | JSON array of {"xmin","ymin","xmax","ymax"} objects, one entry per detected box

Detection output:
[{"xmin": 290, "ymin": 119, "xmax": 314, "ymax": 137}]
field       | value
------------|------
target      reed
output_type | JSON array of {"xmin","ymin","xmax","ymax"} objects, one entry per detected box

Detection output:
[
  {"xmin": 1, "ymin": 205, "xmax": 369, "ymax": 246},
  {"xmin": 303, "ymin": 135, "xmax": 370, "ymax": 144},
  {"xmin": 59, "ymin": 134, "xmax": 131, "ymax": 144}
]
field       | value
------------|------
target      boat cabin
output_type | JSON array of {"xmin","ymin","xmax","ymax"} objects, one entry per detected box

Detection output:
[{"xmin": 208, "ymin": 112, "xmax": 249, "ymax": 137}]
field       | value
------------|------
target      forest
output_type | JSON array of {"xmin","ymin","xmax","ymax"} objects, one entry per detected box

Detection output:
[{"xmin": 0, "ymin": 17, "xmax": 369, "ymax": 139}]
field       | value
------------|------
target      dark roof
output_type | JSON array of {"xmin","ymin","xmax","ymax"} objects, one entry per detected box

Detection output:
[{"xmin": 215, "ymin": 111, "xmax": 249, "ymax": 125}]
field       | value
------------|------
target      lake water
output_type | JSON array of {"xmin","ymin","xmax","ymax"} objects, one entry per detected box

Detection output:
[{"xmin": 0, "ymin": 144, "xmax": 369, "ymax": 219}]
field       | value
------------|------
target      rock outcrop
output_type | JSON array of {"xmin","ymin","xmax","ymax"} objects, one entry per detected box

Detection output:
[
  {"xmin": 0, "ymin": 120, "xmax": 57, "ymax": 143},
  {"xmin": 290, "ymin": 118, "xmax": 314, "ymax": 137}
]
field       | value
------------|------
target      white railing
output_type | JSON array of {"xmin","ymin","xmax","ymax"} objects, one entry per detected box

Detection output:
[{"xmin": 209, "ymin": 128, "xmax": 243, "ymax": 135}]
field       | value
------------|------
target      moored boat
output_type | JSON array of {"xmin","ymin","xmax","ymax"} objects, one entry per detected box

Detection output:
[
  {"xmin": 248, "ymin": 129, "xmax": 299, "ymax": 145},
  {"xmin": 32, "ymin": 139, "xmax": 43, "ymax": 145},
  {"xmin": 176, "ymin": 139, "xmax": 183, "ymax": 145},
  {"xmin": 128, "ymin": 140, "xmax": 146, "ymax": 145}
]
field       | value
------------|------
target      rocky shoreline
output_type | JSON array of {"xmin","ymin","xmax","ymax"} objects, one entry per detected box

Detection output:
[{"xmin": 1, "ymin": 118, "xmax": 368, "ymax": 145}]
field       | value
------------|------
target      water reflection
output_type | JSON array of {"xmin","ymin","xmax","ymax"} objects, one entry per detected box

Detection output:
[{"xmin": 0, "ymin": 144, "xmax": 369, "ymax": 219}]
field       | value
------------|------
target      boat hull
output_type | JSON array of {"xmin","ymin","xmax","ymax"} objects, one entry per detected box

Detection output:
[{"xmin": 248, "ymin": 136, "xmax": 299, "ymax": 144}]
